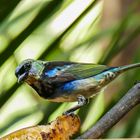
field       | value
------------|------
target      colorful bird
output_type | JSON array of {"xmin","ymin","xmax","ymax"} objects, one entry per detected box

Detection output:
[{"xmin": 15, "ymin": 59, "xmax": 140, "ymax": 114}]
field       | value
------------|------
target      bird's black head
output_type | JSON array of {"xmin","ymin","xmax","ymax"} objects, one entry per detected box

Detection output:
[
  {"xmin": 15, "ymin": 59, "xmax": 34, "ymax": 83},
  {"xmin": 15, "ymin": 59, "xmax": 46, "ymax": 83}
]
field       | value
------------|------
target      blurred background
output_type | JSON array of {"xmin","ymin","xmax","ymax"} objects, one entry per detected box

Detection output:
[{"xmin": 0, "ymin": 0, "xmax": 140, "ymax": 138}]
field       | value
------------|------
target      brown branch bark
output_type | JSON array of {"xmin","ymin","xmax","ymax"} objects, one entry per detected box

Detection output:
[{"xmin": 77, "ymin": 83, "xmax": 140, "ymax": 139}]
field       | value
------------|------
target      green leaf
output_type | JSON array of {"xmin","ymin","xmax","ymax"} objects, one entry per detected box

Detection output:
[
  {"xmin": 0, "ymin": 106, "xmax": 39, "ymax": 135},
  {"xmin": 0, "ymin": 0, "xmax": 20, "ymax": 23},
  {"xmin": 39, "ymin": 0, "xmax": 98, "ymax": 59},
  {"xmin": 0, "ymin": 0, "xmax": 63, "ymax": 66}
]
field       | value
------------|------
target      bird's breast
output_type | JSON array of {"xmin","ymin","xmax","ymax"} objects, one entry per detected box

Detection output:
[{"xmin": 26, "ymin": 76, "xmax": 54, "ymax": 99}]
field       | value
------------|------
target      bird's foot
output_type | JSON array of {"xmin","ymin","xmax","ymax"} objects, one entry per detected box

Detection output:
[{"xmin": 63, "ymin": 95, "xmax": 88, "ymax": 115}]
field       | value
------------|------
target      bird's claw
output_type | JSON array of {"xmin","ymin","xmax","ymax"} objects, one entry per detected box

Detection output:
[
  {"xmin": 62, "ymin": 111, "xmax": 75, "ymax": 116},
  {"xmin": 63, "ymin": 95, "xmax": 88, "ymax": 115}
]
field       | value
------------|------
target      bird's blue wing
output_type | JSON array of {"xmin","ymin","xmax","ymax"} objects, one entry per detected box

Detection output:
[{"xmin": 44, "ymin": 62, "xmax": 109, "ymax": 84}]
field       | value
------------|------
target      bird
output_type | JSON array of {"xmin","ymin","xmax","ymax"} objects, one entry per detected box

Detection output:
[{"xmin": 15, "ymin": 59, "xmax": 140, "ymax": 114}]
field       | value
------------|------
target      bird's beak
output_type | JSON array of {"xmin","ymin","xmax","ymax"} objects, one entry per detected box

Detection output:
[{"xmin": 17, "ymin": 72, "xmax": 28, "ymax": 83}]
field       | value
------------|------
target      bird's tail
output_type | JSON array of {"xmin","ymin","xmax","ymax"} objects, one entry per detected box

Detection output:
[{"xmin": 119, "ymin": 62, "xmax": 140, "ymax": 73}]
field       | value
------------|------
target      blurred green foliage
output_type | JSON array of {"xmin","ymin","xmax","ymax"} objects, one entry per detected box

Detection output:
[{"xmin": 0, "ymin": 0, "xmax": 140, "ymax": 138}]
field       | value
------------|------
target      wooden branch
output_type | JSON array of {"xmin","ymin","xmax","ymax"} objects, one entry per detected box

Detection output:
[{"xmin": 77, "ymin": 83, "xmax": 140, "ymax": 139}]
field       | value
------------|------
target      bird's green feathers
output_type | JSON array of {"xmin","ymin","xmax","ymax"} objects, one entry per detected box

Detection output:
[{"xmin": 62, "ymin": 63, "xmax": 109, "ymax": 79}]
